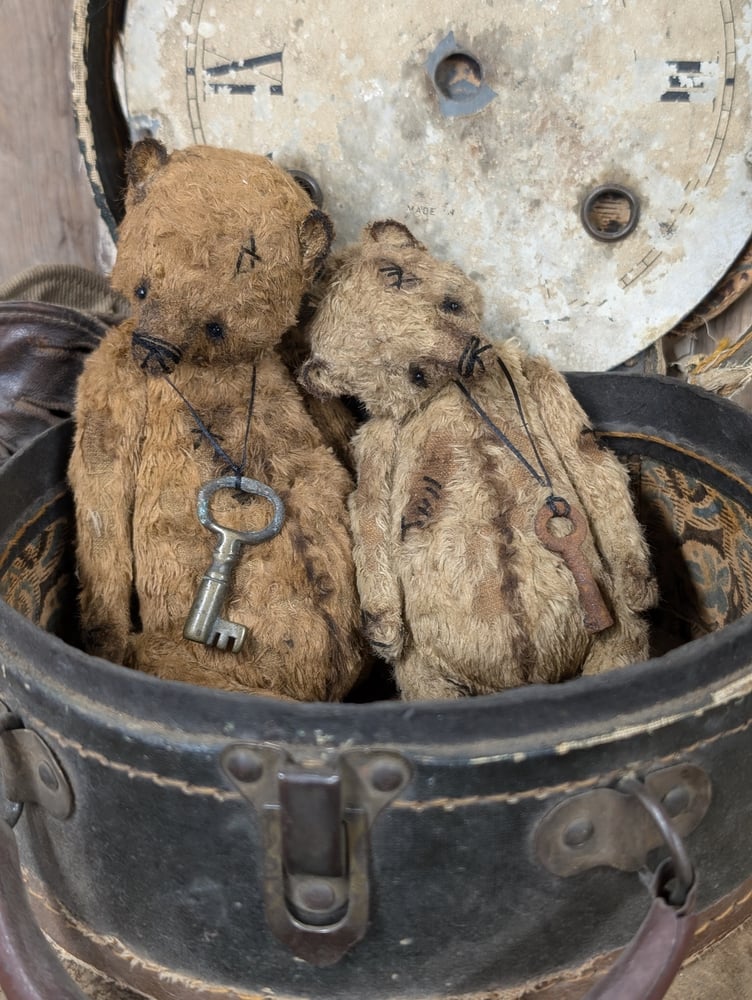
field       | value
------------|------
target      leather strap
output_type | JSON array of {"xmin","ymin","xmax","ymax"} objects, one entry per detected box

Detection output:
[
  {"xmin": 0, "ymin": 819, "xmax": 86, "ymax": 999},
  {"xmin": 584, "ymin": 863, "xmax": 697, "ymax": 1000}
]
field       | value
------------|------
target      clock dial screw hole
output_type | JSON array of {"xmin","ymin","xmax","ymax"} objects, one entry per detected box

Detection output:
[
  {"xmin": 288, "ymin": 170, "xmax": 324, "ymax": 209},
  {"xmin": 425, "ymin": 32, "xmax": 496, "ymax": 118},
  {"xmin": 581, "ymin": 185, "xmax": 640, "ymax": 242},
  {"xmin": 434, "ymin": 52, "xmax": 484, "ymax": 103}
]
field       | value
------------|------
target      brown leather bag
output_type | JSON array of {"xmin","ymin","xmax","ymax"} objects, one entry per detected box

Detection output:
[
  {"xmin": 0, "ymin": 301, "xmax": 104, "ymax": 464},
  {"xmin": 0, "ymin": 264, "xmax": 128, "ymax": 465}
]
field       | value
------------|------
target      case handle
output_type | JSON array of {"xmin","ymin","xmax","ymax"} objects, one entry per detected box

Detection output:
[
  {"xmin": 0, "ymin": 818, "xmax": 87, "ymax": 999},
  {"xmin": 582, "ymin": 777, "xmax": 698, "ymax": 1000},
  {"xmin": 0, "ymin": 765, "xmax": 696, "ymax": 999},
  {"xmin": 583, "ymin": 857, "xmax": 696, "ymax": 1000}
]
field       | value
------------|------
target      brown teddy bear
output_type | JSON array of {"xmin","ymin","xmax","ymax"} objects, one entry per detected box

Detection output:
[
  {"xmin": 299, "ymin": 220, "xmax": 658, "ymax": 700},
  {"xmin": 68, "ymin": 140, "xmax": 363, "ymax": 700}
]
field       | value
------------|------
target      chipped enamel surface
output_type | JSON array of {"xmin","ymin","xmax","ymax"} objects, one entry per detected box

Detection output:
[{"xmin": 122, "ymin": 1, "xmax": 752, "ymax": 369}]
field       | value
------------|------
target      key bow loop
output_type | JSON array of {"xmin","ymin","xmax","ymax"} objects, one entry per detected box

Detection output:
[{"xmin": 183, "ymin": 476, "xmax": 285, "ymax": 653}]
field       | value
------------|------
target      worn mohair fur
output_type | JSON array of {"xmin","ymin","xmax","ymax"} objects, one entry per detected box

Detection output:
[
  {"xmin": 299, "ymin": 220, "xmax": 658, "ymax": 700},
  {"xmin": 68, "ymin": 140, "xmax": 362, "ymax": 699}
]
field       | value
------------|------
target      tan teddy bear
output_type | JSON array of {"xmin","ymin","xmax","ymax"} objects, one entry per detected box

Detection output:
[
  {"xmin": 299, "ymin": 220, "xmax": 658, "ymax": 700},
  {"xmin": 68, "ymin": 140, "xmax": 363, "ymax": 700}
]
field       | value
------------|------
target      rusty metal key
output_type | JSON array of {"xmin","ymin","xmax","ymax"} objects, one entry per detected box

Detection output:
[
  {"xmin": 534, "ymin": 501, "xmax": 614, "ymax": 634},
  {"xmin": 183, "ymin": 476, "xmax": 285, "ymax": 653}
]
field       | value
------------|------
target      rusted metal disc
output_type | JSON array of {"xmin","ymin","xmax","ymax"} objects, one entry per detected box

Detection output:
[{"xmin": 92, "ymin": 1, "xmax": 752, "ymax": 369}]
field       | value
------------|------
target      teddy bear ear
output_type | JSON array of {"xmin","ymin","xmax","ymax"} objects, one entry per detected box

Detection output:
[
  {"xmin": 124, "ymin": 138, "xmax": 169, "ymax": 200},
  {"xmin": 299, "ymin": 209, "xmax": 335, "ymax": 281},
  {"xmin": 366, "ymin": 220, "xmax": 425, "ymax": 250}
]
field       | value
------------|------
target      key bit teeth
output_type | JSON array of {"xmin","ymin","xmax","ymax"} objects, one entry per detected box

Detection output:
[
  {"xmin": 211, "ymin": 623, "xmax": 247, "ymax": 653},
  {"xmin": 228, "ymin": 635, "xmax": 247, "ymax": 653}
]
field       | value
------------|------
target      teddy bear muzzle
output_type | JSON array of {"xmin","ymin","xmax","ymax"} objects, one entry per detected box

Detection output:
[
  {"xmin": 457, "ymin": 334, "xmax": 494, "ymax": 378},
  {"xmin": 131, "ymin": 330, "xmax": 184, "ymax": 376}
]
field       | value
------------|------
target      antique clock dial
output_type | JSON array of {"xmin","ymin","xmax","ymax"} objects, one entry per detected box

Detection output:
[{"xmin": 79, "ymin": 0, "xmax": 752, "ymax": 370}]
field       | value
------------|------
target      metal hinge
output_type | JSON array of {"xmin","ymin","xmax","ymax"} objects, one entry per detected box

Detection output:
[
  {"xmin": 0, "ymin": 705, "xmax": 73, "ymax": 825},
  {"xmin": 534, "ymin": 762, "xmax": 711, "ymax": 877},
  {"xmin": 222, "ymin": 742, "xmax": 411, "ymax": 966}
]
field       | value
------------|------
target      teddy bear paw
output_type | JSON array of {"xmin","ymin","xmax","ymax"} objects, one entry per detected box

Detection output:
[{"xmin": 361, "ymin": 608, "xmax": 405, "ymax": 661}]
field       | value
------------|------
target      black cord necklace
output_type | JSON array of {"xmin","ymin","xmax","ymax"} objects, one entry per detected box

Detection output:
[
  {"xmin": 454, "ymin": 357, "xmax": 571, "ymax": 517},
  {"xmin": 454, "ymin": 358, "xmax": 614, "ymax": 634},
  {"xmin": 160, "ymin": 365, "xmax": 286, "ymax": 654},
  {"xmin": 163, "ymin": 365, "xmax": 257, "ymax": 485}
]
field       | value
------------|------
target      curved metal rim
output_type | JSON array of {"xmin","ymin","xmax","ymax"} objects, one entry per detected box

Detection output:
[{"xmin": 70, "ymin": 0, "xmax": 129, "ymax": 237}]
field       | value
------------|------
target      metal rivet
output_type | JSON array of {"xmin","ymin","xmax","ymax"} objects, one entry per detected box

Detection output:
[
  {"xmin": 581, "ymin": 184, "xmax": 640, "ymax": 242},
  {"xmin": 662, "ymin": 785, "xmax": 691, "ymax": 818},
  {"xmin": 368, "ymin": 760, "xmax": 405, "ymax": 793},
  {"xmin": 297, "ymin": 879, "xmax": 337, "ymax": 912},
  {"xmin": 562, "ymin": 817, "xmax": 595, "ymax": 848},
  {"xmin": 37, "ymin": 761, "xmax": 59, "ymax": 792},
  {"xmin": 224, "ymin": 747, "xmax": 263, "ymax": 784}
]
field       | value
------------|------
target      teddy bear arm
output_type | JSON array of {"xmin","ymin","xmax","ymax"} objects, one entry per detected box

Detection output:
[
  {"xmin": 69, "ymin": 365, "xmax": 141, "ymax": 663},
  {"xmin": 523, "ymin": 355, "xmax": 657, "ymax": 612},
  {"xmin": 70, "ymin": 464, "xmax": 137, "ymax": 662},
  {"xmin": 71, "ymin": 504, "xmax": 136, "ymax": 663},
  {"xmin": 350, "ymin": 443, "xmax": 405, "ymax": 661}
]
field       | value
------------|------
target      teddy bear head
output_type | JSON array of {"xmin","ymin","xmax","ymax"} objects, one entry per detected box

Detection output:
[
  {"xmin": 112, "ymin": 139, "xmax": 333, "ymax": 375},
  {"xmin": 298, "ymin": 221, "xmax": 493, "ymax": 418}
]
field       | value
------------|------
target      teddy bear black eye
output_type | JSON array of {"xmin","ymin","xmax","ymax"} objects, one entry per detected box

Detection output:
[
  {"xmin": 409, "ymin": 363, "xmax": 429, "ymax": 388},
  {"xmin": 205, "ymin": 321, "xmax": 225, "ymax": 341},
  {"xmin": 380, "ymin": 263, "xmax": 404, "ymax": 289},
  {"xmin": 135, "ymin": 281, "xmax": 149, "ymax": 300},
  {"xmin": 441, "ymin": 296, "xmax": 463, "ymax": 314}
]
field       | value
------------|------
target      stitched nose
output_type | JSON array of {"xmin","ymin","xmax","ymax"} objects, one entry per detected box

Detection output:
[
  {"xmin": 131, "ymin": 331, "xmax": 183, "ymax": 375},
  {"xmin": 458, "ymin": 336, "xmax": 493, "ymax": 378}
]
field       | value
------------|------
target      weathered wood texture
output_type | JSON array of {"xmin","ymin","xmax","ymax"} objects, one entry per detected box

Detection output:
[{"xmin": 0, "ymin": 0, "xmax": 104, "ymax": 284}]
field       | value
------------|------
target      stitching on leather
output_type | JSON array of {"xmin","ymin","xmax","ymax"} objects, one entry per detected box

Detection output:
[
  {"xmin": 442, "ymin": 884, "xmax": 752, "ymax": 998},
  {"xmin": 23, "ymin": 711, "xmax": 240, "ymax": 803},
  {"xmin": 28, "ymin": 873, "xmax": 611, "ymax": 1000},
  {"xmin": 25, "ymin": 869, "xmax": 752, "ymax": 1000},
  {"xmin": 439, "ymin": 948, "xmax": 616, "ymax": 998},
  {"xmin": 397, "ymin": 714, "xmax": 752, "ymax": 810},
  {"xmin": 27, "ymin": 879, "xmax": 277, "ymax": 1000},
  {"xmin": 396, "ymin": 770, "xmax": 624, "ymax": 811},
  {"xmin": 24, "ymin": 707, "xmax": 618, "ymax": 807},
  {"xmin": 694, "ymin": 882, "xmax": 752, "ymax": 938},
  {"xmin": 673, "ymin": 903, "xmax": 752, "ymax": 976},
  {"xmin": 19, "ymin": 709, "xmax": 752, "ymax": 809}
]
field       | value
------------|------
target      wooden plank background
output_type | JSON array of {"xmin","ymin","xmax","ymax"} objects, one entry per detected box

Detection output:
[{"xmin": 0, "ymin": 0, "xmax": 104, "ymax": 284}]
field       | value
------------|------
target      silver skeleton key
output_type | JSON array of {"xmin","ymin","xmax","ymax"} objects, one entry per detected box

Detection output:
[{"xmin": 183, "ymin": 476, "xmax": 285, "ymax": 653}]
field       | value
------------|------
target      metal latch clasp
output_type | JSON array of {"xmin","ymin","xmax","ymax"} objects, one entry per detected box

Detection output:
[{"xmin": 221, "ymin": 743, "xmax": 411, "ymax": 966}]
